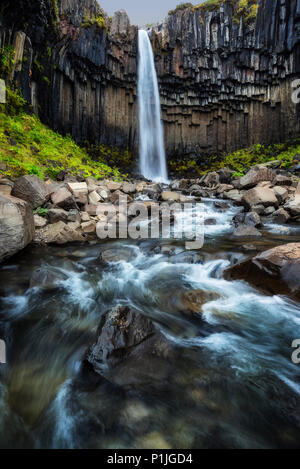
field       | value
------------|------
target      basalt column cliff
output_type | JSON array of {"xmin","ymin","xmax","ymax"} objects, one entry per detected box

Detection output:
[{"xmin": 1, "ymin": 0, "xmax": 300, "ymax": 163}]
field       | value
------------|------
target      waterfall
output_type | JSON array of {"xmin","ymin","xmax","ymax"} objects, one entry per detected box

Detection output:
[{"xmin": 138, "ymin": 30, "xmax": 168, "ymax": 183}]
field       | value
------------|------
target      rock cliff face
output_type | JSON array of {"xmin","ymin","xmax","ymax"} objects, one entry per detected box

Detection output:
[
  {"xmin": 1, "ymin": 0, "xmax": 300, "ymax": 164},
  {"xmin": 153, "ymin": 0, "xmax": 300, "ymax": 159}
]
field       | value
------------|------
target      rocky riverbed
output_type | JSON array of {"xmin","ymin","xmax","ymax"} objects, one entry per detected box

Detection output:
[{"xmin": 0, "ymin": 163, "xmax": 300, "ymax": 449}]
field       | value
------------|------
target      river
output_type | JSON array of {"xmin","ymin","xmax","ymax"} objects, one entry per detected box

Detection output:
[{"xmin": 0, "ymin": 198, "xmax": 300, "ymax": 449}]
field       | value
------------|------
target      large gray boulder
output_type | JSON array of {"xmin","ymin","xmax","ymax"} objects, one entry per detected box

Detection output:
[
  {"xmin": 0, "ymin": 194, "xmax": 34, "ymax": 262},
  {"xmin": 11, "ymin": 175, "xmax": 49, "ymax": 209}
]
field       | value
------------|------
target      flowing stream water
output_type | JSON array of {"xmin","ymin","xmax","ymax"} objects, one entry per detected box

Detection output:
[
  {"xmin": 0, "ymin": 198, "xmax": 300, "ymax": 449},
  {"xmin": 138, "ymin": 30, "xmax": 168, "ymax": 183}
]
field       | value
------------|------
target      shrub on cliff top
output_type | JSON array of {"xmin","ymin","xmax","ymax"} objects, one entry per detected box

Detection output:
[{"xmin": 168, "ymin": 3, "xmax": 194, "ymax": 15}]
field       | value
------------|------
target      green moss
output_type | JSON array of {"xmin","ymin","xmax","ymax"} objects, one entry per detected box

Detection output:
[
  {"xmin": 81, "ymin": 14, "xmax": 108, "ymax": 32},
  {"xmin": 0, "ymin": 88, "xmax": 125, "ymax": 182},
  {"xmin": 170, "ymin": 139, "xmax": 300, "ymax": 177},
  {"xmin": 0, "ymin": 45, "xmax": 15, "ymax": 77}
]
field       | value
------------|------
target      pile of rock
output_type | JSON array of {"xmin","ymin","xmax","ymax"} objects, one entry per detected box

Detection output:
[{"xmin": 173, "ymin": 163, "xmax": 300, "ymax": 238}]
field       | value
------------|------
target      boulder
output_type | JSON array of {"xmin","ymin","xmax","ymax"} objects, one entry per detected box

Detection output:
[
  {"xmin": 273, "ymin": 186, "xmax": 289, "ymax": 204},
  {"xmin": 232, "ymin": 224, "xmax": 262, "ymax": 238},
  {"xmin": 0, "ymin": 194, "xmax": 34, "ymax": 262},
  {"xmin": 34, "ymin": 214, "xmax": 47, "ymax": 228},
  {"xmin": 244, "ymin": 211, "xmax": 262, "ymax": 227},
  {"xmin": 34, "ymin": 221, "xmax": 85, "ymax": 244},
  {"xmin": 161, "ymin": 191, "xmax": 181, "ymax": 203},
  {"xmin": 12, "ymin": 175, "xmax": 49, "ymax": 209},
  {"xmin": 99, "ymin": 248, "xmax": 137, "ymax": 264},
  {"xmin": 122, "ymin": 182, "xmax": 136, "ymax": 194},
  {"xmin": 106, "ymin": 181, "xmax": 122, "ymax": 191},
  {"xmin": 85, "ymin": 306, "xmax": 174, "ymax": 386},
  {"xmin": 224, "ymin": 189, "xmax": 243, "ymax": 203},
  {"xmin": 284, "ymin": 194, "xmax": 300, "ymax": 216},
  {"xmin": 271, "ymin": 208, "xmax": 290, "ymax": 224},
  {"xmin": 88, "ymin": 190, "xmax": 102, "ymax": 205},
  {"xmin": 218, "ymin": 167, "xmax": 233, "ymax": 184},
  {"xmin": 48, "ymin": 208, "xmax": 69, "ymax": 223},
  {"xmin": 239, "ymin": 167, "xmax": 275, "ymax": 189},
  {"xmin": 51, "ymin": 187, "xmax": 77, "ymax": 210},
  {"xmin": 66, "ymin": 182, "xmax": 88, "ymax": 195},
  {"xmin": 224, "ymin": 243, "xmax": 300, "ymax": 300},
  {"xmin": 203, "ymin": 172, "xmax": 219, "ymax": 187},
  {"xmin": 273, "ymin": 175, "xmax": 293, "ymax": 186},
  {"xmin": 0, "ymin": 178, "xmax": 13, "ymax": 196},
  {"xmin": 243, "ymin": 187, "xmax": 278, "ymax": 208}
]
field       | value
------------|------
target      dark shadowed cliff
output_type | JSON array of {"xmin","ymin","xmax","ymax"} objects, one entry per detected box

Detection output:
[{"xmin": 0, "ymin": 0, "xmax": 300, "ymax": 163}]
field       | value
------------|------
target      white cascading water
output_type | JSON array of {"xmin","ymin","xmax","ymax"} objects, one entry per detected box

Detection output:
[{"xmin": 138, "ymin": 30, "xmax": 168, "ymax": 182}]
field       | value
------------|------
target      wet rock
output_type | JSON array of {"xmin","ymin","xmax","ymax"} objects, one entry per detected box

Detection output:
[
  {"xmin": 85, "ymin": 306, "xmax": 174, "ymax": 386},
  {"xmin": 51, "ymin": 187, "xmax": 77, "ymax": 210},
  {"xmin": 239, "ymin": 167, "xmax": 275, "ymax": 189},
  {"xmin": 243, "ymin": 187, "xmax": 278, "ymax": 208},
  {"xmin": 225, "ymin": 243, "xmax": 300, "ymax": 300},
  {"xmin": 180, "ymin": 289, "xmax": 220, "ymax": 314},
  {"xmin": 264, "ymin": 206, "xmax": 276, "ymax": 216},
  {"xmin": 30, "ymin": 266, "xmax": 67, "ymax": 290},
  {"xmin": 0, "ymin": 194, "xmax": 34, "ymax": 262},
  {"xmin": 244, "ymin": 212, "xmax": 261, "ymax": 228},
  {"xmin": 205, "ymin": 218, "xmax": 217, "ymax": 226},
  {"xmin": 214, "ymin": 201, "xmax": 230, "ymax": 210},
  {"xmin": 99, "ymin": 248, "xmax": 137, "ymax": 264},
  {"xmin": 232, "ymin": 224, "xmax": 262, "ymax": 238},
  {"xmin": 251, "ymin": 204, "xmax": 265, "ymax": 215},
  {"xmin": 12, "ymin": 175, "xmax": 49, "ymax": 209}
]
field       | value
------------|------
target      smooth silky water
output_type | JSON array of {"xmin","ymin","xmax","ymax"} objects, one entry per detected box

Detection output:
[
  {"xmin": 138, "ymin": 30, "xmax": 168, "ymax": 183},
  {"xmin": 0, "ymin": 199, "xmax": 300, "ymax": 449}
]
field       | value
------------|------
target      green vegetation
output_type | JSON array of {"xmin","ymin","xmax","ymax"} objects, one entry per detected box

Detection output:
[
  {"xmin": 0, "ymin": 87, "xmax": 124, "ymax": 181},
  {"xmin": 81, "ymin": 13, "xmax": 108, "ymax": 32},
  {"xmin": 168, "ymin": 3, "xmax": 194, "ymax": 15},
  {"xmin": 0, "ymin": 45, "xmax": 15, "ymax": 76},
  {"xmin": 33, "ymin": 207, "xmax": 49, "ymax": 217},
  {"xmin": 169, "ymin": 0, "xmax": 259, "ymax": 24},
  {"xmin": 170, "ymin": 140, "xmax": 300, "ymax": 177}
]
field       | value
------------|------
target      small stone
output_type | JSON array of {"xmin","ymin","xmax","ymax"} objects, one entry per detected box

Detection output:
[
  {"xmin": 34, "ymin": 214, "xmax": 47, "ymax": 228},
  {"xmin": 81, "ymin": 221, "xmax": 96, "ymax": 233},
  {"xmin": 88, "ymin": 190, "xmax": 101, "ymax": 205}
]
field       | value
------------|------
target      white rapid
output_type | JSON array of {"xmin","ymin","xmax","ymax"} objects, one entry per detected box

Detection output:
[{"xmin": 138, "ymin": 30, "xmax": 168, "ymax": 183}]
